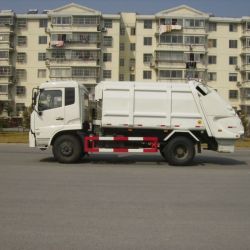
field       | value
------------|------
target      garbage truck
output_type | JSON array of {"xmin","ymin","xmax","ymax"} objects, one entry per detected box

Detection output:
[{"xmin": 29, "ymin": 80, "xmax": 244, "ymax": 165}]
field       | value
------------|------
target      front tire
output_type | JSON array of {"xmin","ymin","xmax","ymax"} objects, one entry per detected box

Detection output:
[
  {"xmin": 163, "ymin": 136, "xmax": 195, "ymax": 166},
  {"xmin": 53, "ymin": 134, "xmax": 82, "ymax": 163}
]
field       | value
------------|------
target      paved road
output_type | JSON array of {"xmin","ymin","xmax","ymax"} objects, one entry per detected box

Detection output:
[{"xmin": 0, "ymin": 144, "xmax": 250, "ymax": 250}]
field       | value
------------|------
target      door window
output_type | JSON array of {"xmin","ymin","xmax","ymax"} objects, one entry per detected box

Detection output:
[{"xmin": 38, "ymin": 90, "xmax": 62, "ymax": 111}]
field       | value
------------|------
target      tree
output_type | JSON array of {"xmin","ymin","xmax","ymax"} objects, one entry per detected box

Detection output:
[
  {"xmin": 22, "ymin": 106, "xmax": 32, "ymax": 129},
  {"xmin": 239, "ymin": 111, "xmax": 249, "ymax": 137},
  {"xmin": 3, "ymin": 102, "xmax": 14, "ymax": 117}
]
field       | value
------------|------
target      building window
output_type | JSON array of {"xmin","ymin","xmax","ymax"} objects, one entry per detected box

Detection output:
[
  {"xmin": 119, "ymin": 74, "xmax": 124, "ymax": 81},
  {"xmin": 103, "ymin": 36, "xmax": 113, "ymax": 47},
  {"xmin": 17, "ymin": 19, "xmax": 27, "ymax": 28},
  {"xmin": 208, "ymin": 56, "xmax": 217, "ymax": 64},
  {"xmin": 184, "ymin": 36, "xmax": 205, "ymax": 45},
  {"xmin": 0, "ymin": 16, "xmax": 13, "ymax": 26},
  {"xmin": 16, "ymin": 103, "xmax": 25, "ymax": 112},
  {"xmin": 0, "ymin": 51, "xmax": 8, "ymax": 60},
  {"xmin": 119, "ymin": 58, "xmax": 124, "ymax": 67},
  {"xmin": 247, "ymin": 22, "xmax": 250, "ymax": 30},
  {"xmin": 38, "ymin": 69, "xmax": 46, "ymax": 78},
  {"xmin": 143, "ymin": 53, "xmax": 153, "ymax": 63},
  {"xmin": 144, "ymin": 20, "xmax": 152, "ymax": 29},
  {"xmin": 39, "ymin": 36, "xmax": 47, "ymax": 44},
  {"xmin": 144, "ymin": 37, "xmax": 152, "ymax": 46},
  {"xmin": 229, "ymin": 40, "xmax": 237, "ymax": 48},
  {"xmin": 208, "ymin": 72, "xmax": 217, "ymax": 81},
  {"xmin": 130, "ymin": 27, "xmax": 136, "ymax": 35},
  {"xmin": 71, "ymin": 68, "xmax": 97, "ymax": 78},
  {"xmin": 130, "ymin": 58, "xmax": 135, "ymax": 68},
  {"xmin": 143, "ymin": 70, "xmax": 152, "ymax": 79},
  {"xmin": 104, "ymin": 19, "xmax": 112, "ymax": 28},
  {"xmin": 229, "ymin": 23, "xmax": 237, "ymax": 32},
  {"xmin": 39, "ymin": 19, "xmax": 48, "ymax": 28},
  {"xmin": 185, "ymin": 19, "xmax": 205, "ymax": 28},
  {"xmin": 208, "ymin": 22, "xmax": 217, "ymax": 31},
  {"xmin": 0, "ymin": 66, "xmax": 11, "ymax": 76},
  {"xmin": 130, "ymin": 74, "xmax": 135, "ymax": 81},
  {"xmin": 229, "ymin": 73, "xmax": 237, "ymax": 82},
  {"xmin": 159, "ymin": 70, "xmax": 183, "ymax": 79},
  {"xmin": 16, "ymin": 86, "xmax": 26, "ymax": 95},
  {"xmin": 38, "ymin": 53, "xmax": 46, "ymax": 61},
  {"xmin": 103, "ymin": 53, "xmax": 112, "ymax": 62},
  {"xmin": 208, "ymin": 39, "xmax": 217, "ymax": 48},
  {"xmin": 120, "ymin": 27, "xmax": 125, "ymax": 36},
  {"xmin": 229, "ymin": 56, "xmax": 237, "ymax": 65},
  {"xmin": 0, "ymin": 84, "xmax": 8, "ymax": 94},
  {"xmin": 120, "ymin": 43, "xmax": 125, "ymax": 51},
  {"xmin": 52, "ymin": 16, "xmax": 71, "ymax": 25},
  {"xmin": 130, "ymin": 43, "xmax": 136, "ymax": 51},
  {"xmin": 229, "ymin": 90, "xmax": 238, "ymax": 99},
  {"xmin": 17, "ymin": 36, "xmax": 27, "ymax": 46},
  {"xmin": 103, "ymin": 70, "xmax": 111, "ymax": 79},
  {"xmin": 16, "ymin": 69, "xmax": 27, "ymax": 81},
  {"xmin": 160, "ymin": 35, "xmax": 183, "ymax": 44},
  {"xmin": 163, "ymin": 18, "xmax": 183, "ymax": 26},
  {"xmin": 246, "ymin": 38, "xmax": 250, "ymax": 48},
  {"xmin": 156, "ymin": 51, "xmax": 184, "ymax": 62},
  {"xmin": 72, "ymin": 16, "xmax": 98, "ymax": 26},
  {"xmin": 50, "ymin": 68, "xmax": 71, "ymax": 78},
  {"xmin": 17, "ymin": 53, "xmax": 26, "ymax": 63}
]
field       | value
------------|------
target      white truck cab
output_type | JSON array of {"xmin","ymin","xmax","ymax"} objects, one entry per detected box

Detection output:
[
  {"xmin": 30, "ymin": 81, "xmax": 88, "ymax": 148},
  {"xmin": 29, "ymin": 80, "xmax": 244, "ymax": 166}
]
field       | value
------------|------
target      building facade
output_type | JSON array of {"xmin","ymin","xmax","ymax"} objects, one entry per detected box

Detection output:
[{"xmin": 0, "ymin": 3, "xmax": 250, "ymax": 116}]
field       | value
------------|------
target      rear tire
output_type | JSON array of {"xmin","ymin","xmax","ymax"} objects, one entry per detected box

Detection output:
[
  {"xmin": 163, "ymin": 136, "xmax": 195, "ymax": 166},
  {"xmin": 53, "ymin": 134, "xmax": 82, "ymax": 163}
]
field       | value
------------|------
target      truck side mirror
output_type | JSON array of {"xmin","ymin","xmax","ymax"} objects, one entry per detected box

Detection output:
[{"xmin": 32, "ymin": 91, "xmax": 37, "ymax": 108}]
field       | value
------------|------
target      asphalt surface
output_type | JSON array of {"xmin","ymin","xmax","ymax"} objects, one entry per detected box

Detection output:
[{"xmin": 0, "ymin": 144, "xmax": 250, "ymax": 250}]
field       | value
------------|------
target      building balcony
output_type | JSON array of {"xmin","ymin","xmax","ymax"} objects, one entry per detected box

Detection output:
[
  {"xmin": 0, "ymin": 24, "xmax": 14, "ymax": 33},
  {"xmin": 0, "ymin": 59, "xmax": 11, "ymax": 66},
  {"xmin": 49, "ymin": 40, "xmax": 101, "ymax": 50},
  {"xmin": 241, "ymin": 47, "xmax": 250, "ymax": 53},
  {"xmin": 156, "ymin": 43, "xmax": 206, "ymax": 52},
  {"xmin": 49, "ymin": 75, "xmax": 99, "ymax": 85},
  {"xmin": 48, "ymin": 57, "xmax": 100, "ymax": 67},
  {"xmin": 241, "ymin": 64, "xmax": 250, "ymax": 71},
  {"xmin": 48, "ymin": 25, "xmax": 100, "ymax": 34},
  {"xmin": 0, "ymin": 92, "xmax": 10, "ymax": 101},
  {"xmin": 154, "ymin": 59, "xmax": 206, "ymax": 70},
  {"xmin": 0, "ymin": 75, "xmax": 14, "ymax": 84}
]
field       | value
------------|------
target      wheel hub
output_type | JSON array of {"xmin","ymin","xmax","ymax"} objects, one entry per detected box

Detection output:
[
  {"xmin": 175, "ymin": 146, "xmax": 187, "ymax": 159},
  {"xmin": 60, "ymin": 142, "xmax": 73, "ymax": 156}
]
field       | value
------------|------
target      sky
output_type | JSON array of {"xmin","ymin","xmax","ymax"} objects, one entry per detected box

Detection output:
[{"xmin": 0, "ymin": 0, "xmax": 250, "ymax": 17}]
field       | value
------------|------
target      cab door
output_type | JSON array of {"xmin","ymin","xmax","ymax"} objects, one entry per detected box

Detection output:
[{"xmin": 34, "ymin": 88, "xmax": 64, "ymax": 146}]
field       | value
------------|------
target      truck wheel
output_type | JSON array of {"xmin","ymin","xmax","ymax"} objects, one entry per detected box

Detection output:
[
  {"xmin": 163, "ymin": 136, "xmax": 195, "ymax": 166},
  {"xmin": 53, "ymin": 134, "xmax": 82, "ymax": 163}
]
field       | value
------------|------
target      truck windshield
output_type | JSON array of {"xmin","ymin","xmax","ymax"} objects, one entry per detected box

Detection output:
[{"xmin": 38, "ymin": 89, "xmax": 62, "ymax": 111}]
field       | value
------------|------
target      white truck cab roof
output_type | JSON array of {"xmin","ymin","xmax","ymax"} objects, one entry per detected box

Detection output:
[{"xmin": 39, "ymin": 81, "xmax": 87, "ymax": 91}]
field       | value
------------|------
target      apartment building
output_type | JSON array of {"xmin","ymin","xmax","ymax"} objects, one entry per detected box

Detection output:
[{"xmin": 0, "ymin": 3, "xmax": 250, "ymax": 117}]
